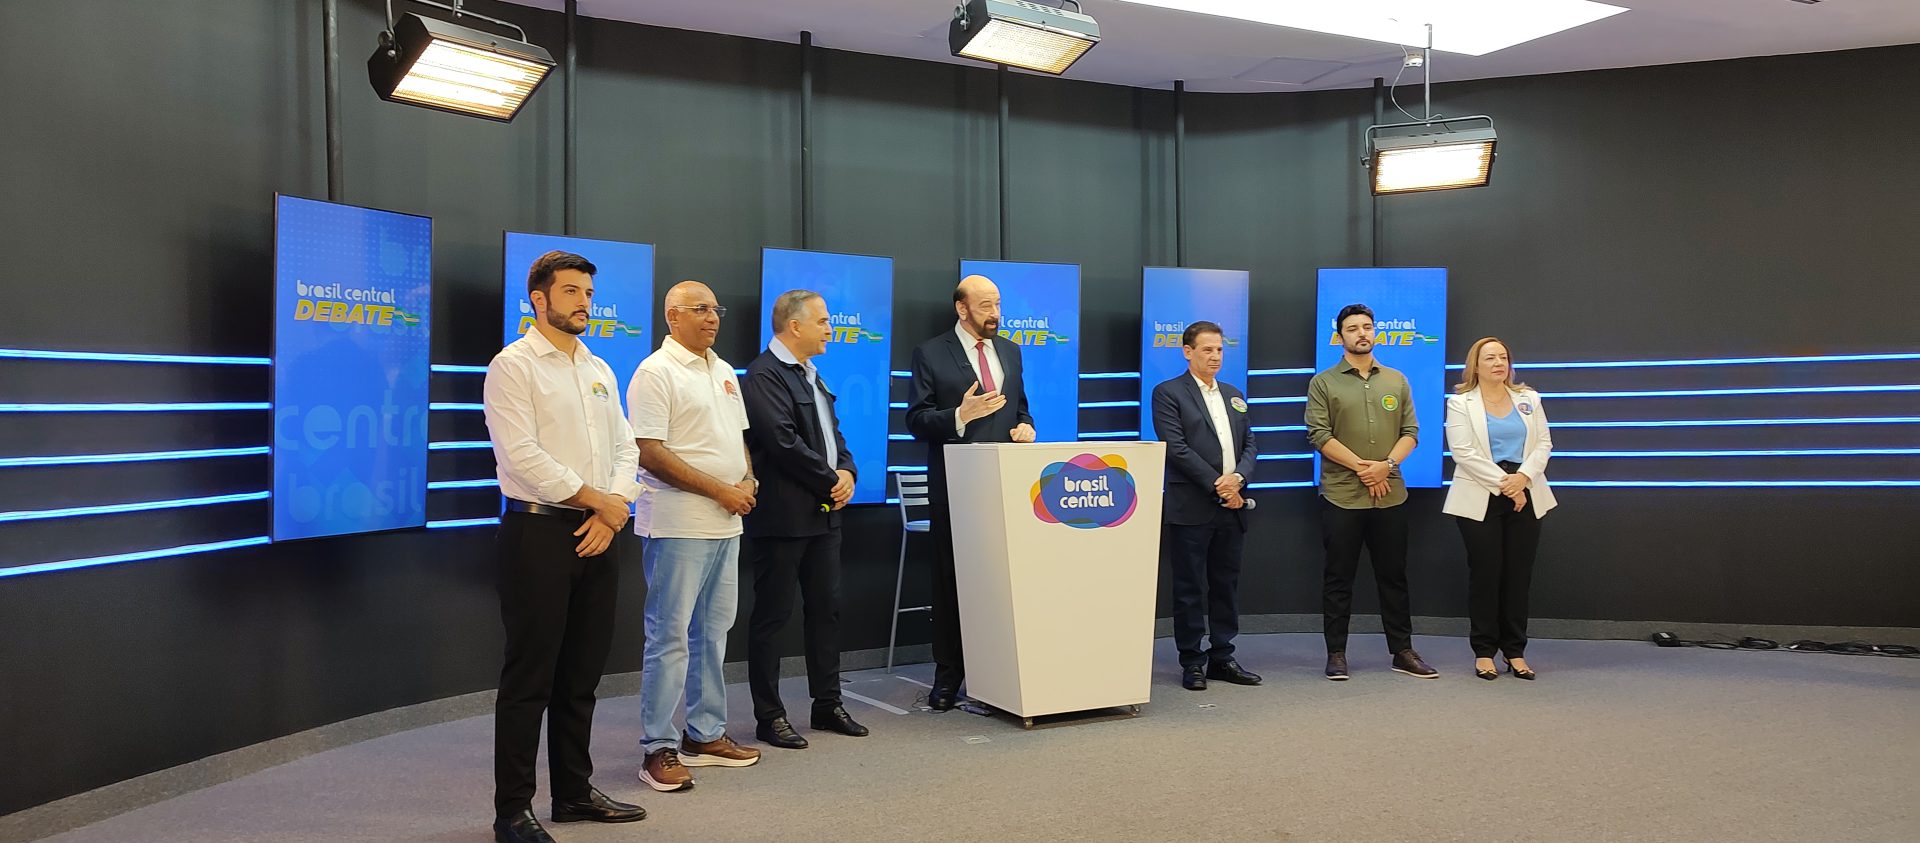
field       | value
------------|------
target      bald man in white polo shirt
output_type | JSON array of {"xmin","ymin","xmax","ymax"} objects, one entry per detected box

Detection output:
[{"xmin": 627, "ymin": 280, "xmax": 762, "ymax": 793}]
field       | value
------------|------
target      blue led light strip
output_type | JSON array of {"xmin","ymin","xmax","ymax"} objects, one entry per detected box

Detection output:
[
  {"xmin": 1080, "ymin": 372, "xmax": 1140, "ymax": 380},
  {"xmin": 0, "ymin": 446, "xmax": 270, "ymax": 468},
  {"xmin": 1553, "ymin": 416, "xmax": 1920, "ymax": 429},
  {"xmin": 888, "ymin": 465, "xmax": 929, "ymax": 473},
  {"xmin": 1551, "ymin": 448, "xmax": 1920, "ymax": 459},
  {"xmin": 431, "ymin": 364, "xmax": 489, "ymax": 374},
  {"xmin": 1552, "ymin": 480, "xmax": 1920, "ymax": 488},
  {"xmin": 426, "ymin": 517, "xmax": 501, "ymax": 529},
  {"xmin": 1079, "ymin": 431, "xmax": 1139, "ymax": 439},
  {"xmin": 1080, "ymin": 401, "xmax": 1139, "ymax": 409},
  {"xmin": 1231, "ymin": 479, "xmax": 1920, "ymax": 490},
  {"xmin": 429, "ymin": 440, "xmax": 493, "ymax": 450},
  {"xmin": 1249, "ymin": 367, "xmax": 1316, "ymax": 377},
  {"xmin": 1252, "ymin": 425, "xmax": 1308, "ymax": 433},
  {"xmin": 430, "ymin": 403, "xmax": 486, "ymax": 412},
  {"xmin": 428, "ymin": 479, "xmax": 499, "ymax": 490},
  {"xmin": 0, "ymin": 402, "xmax": 270, "ymax": 413},
  {"xmin": 1460, "ymin": 352, "xmax": 1920, "ymax": 371},
  {"xmin": 0, "ymin": 348, "xmax": 270, "ymax": 365},
  {"xmin": 0, "ymin": 491, "xmax": 270, "ymax": 523},
  {"xmin": 1545, "ymin": 384, "xmax": 1920, "ymax": 400},
  {"xmin": 0, "ymin": 536, "xmax": 273, "ymax": 579},
  {"xmin": 888, "ymin": 433, "xmax": 913, "ymax": 441},
  {"xmin": 1246, "ymin": 397, "xmax": 1307, "ymax": 405},
  {"xmin": 1256, "ymin": 453, "xmax": 1314, "ymax": 461}
]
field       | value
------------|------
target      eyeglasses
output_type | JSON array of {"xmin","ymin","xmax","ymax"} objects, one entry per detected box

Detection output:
[{"xmin": 669, "ymin": 304, "xmax": 727, "ymax": 318}]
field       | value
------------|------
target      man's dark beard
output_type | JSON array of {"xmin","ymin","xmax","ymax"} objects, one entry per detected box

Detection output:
[
  {"xmin": 973, "ymin": 316, "xmax": 999, "ymax": 338},
  {"xmin": 548, "ymin": 308, "xmax": 587, "ymax": 335}
]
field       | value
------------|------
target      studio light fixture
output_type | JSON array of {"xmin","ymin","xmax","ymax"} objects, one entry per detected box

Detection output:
[
  {"xmin": 368, "ymin": 1, "xmax": 554, "ymax": 122},
  {"xmin": 1363, "ymin": 25, "xmax": 1497, "ymax": 195},
  {"xmin": 950, "ymin": 0, "xmax": 1101, "ymax": 76},
  {"xmin": 1367, "ymin": 118, "xmax": 1497, "ymax": 194}
]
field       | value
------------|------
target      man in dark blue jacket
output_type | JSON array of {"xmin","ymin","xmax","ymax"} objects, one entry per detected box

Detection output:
[
  {"xmin": 1150, "ymin": 321, "xmax": 1262, "ymax": 691},
  {"xmin": 742, "ymin": 290, "xmax": 867, "ymax": 749}
]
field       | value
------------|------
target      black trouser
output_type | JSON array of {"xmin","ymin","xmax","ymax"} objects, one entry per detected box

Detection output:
[
  {"xmin": 1455, "ymin": 485, "xmax": 1542, "ymax": 659},
  {"xmin": 927, "ymin": 495, "xmax": 966, "ymax": 692},
  {"xmin": 494, "ymin": 510, "xmax": 619, "ymax": 818},
  {"xmin": 1320, "ymin": 498, "xmax": 1413, "ymax": 655},
  {"xmin": 746, "ymin": 530, "xmax": 845, "ymax": 723},
  {"xmin": 1166, "ymin": 508, "xmax": 1247, "ymax": 669}
]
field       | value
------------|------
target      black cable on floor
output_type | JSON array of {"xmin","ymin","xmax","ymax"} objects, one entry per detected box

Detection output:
[{"xmin": 1652, "ymin": 632, "xmax": 1920, "ymax": 658}]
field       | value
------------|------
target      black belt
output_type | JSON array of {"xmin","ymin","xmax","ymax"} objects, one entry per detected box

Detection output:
[
  {"xmin": 1497, "ymin": 460, "xmax": 1521, "ymax": 473},
  {"xmin": 505, "ymin": 499, "xmax": 585, "ymax": 519}
]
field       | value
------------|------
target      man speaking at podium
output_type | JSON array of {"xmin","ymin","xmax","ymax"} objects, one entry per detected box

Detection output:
[
  {"xmin": 1151, "ymin": 321, "xmax": 1262, "ymax": 692},
  {"xmin": 906, "ymin": 274, "xmax": 1035, "ymax": 710}
]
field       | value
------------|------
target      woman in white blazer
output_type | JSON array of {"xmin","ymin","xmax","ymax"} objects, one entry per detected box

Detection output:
[{"xmin": 1443, "ymin": 337, "xmax": 1556, "ymax": 681}]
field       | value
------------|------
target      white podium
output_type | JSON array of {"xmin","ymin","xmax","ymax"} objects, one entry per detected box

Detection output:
[{"xmin": 943, "ymin": 442, "xmax": 1165, "ymax": 725}]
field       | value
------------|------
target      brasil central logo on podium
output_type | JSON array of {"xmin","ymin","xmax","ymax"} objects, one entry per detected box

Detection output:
[{"xmin": 1031, "ymin": 453, "xmax": 1138, "ymax": 529}]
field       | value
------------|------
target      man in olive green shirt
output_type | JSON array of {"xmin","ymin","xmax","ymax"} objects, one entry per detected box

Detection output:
[{"xmin": 1304, "ymin": 303, "xmax": 1437, "ymax": 681}]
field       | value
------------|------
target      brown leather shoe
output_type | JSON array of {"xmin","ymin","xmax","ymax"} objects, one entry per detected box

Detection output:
[
  {"xmin": 638, "ymin": 748, "xmax": 694, "ymax": 792},
  {"xmin": 1325, "ymin": 652, "xmax": 1350, "ymax": 681},
  {"xmin": 1392, "ymin": 648, "xmax": 1439, "ymax": 679},
  {"xmin": 679, "ymin": 733, "xmax": 761, "ymax": 768}
]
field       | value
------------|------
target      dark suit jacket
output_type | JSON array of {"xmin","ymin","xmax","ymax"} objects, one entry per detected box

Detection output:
[
  {"xmin": 1151, "ymin": 374, "xmax": 1258, "ymax": 528},
  {"xmin": 741, "ymin": 348, "xmax": 855, "ymax": 538},
  {"xmin": 905, "ymin": 329, "xmax": 1032, "ymax": 501}
]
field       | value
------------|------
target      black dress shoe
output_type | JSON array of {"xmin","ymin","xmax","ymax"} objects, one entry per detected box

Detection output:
[
  {"xmin": 812, "ymin": 705, "xmax": 871, "ymax": 737},
  {"xmin": 757, "ymin": 716, "xmax": 809, "ymax": 749},
  {"xmin": 551, "ymin": 787, "xmax": 646, "ymax": 824},
  {"xmin": 927, "ymin": 685, "xmax": 960, "ymax": 712},
  {"xmin": 1181, "ymin": 665, "xmax": 1207, "ymax": 690},
  {"xmin": 1206, "ymin": 659, "xmax": 1263, "ymax": 685},
  {"xmin": 495, "ymin": 809, "xmax": 558, "ymax": 843}
]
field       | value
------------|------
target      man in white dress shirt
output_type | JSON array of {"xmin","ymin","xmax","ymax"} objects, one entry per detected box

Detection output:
[
  {"xmin": 483, "ymin": 251, "xmax": 647, "ymax": 843},
  {"xmin": 628, "ymin": 280, "xmax": 763, "ymax": 793}
]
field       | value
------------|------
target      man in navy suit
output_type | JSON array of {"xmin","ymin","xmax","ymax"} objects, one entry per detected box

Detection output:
[
  {"xmin": 1151, "ymin": 321, "xmax": 1262, "ymax": 691},
  {"xmin": 741, "ymin": 290, "xmax": 868, "ymax": 750},
  {"xmin": 905, "ymin": 274, "xmax": 1035, "ymax": 710}
]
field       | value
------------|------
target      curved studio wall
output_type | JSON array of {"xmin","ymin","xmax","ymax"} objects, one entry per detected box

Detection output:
[{"xmin": 2, "ymin": 0, "xmax": 1916, "ymax": 816}]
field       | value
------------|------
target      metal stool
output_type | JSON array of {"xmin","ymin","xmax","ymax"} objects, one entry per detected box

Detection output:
[{"xmin": 886, "ymin": 472, "xmax": 931, "ymax": 673}]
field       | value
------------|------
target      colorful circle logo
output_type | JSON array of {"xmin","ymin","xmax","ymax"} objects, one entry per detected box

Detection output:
[
  {"xmin": 1381, "ymin": 393, "xmax": 1398, "ymax": 412},
  {"xmin": 1030, "ymin": 453, "xmax": 1139, "ymax": 529}
]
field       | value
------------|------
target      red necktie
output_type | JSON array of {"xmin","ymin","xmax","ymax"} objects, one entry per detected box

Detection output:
[{"xmin": 975, "ymin": 340, "xmax": 997, "ymax": 393}]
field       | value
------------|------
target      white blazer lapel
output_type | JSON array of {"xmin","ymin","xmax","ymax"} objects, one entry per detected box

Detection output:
[
  {"xmin": 1511, "ymin": 387, "xmax": 1540, "ymax": 461},
  {"xmin": 1465, "ymin": 390, "xmax": 1491, "ymax": 459}
]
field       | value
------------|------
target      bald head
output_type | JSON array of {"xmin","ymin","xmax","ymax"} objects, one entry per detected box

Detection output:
[
  {"xmin": 663, "ymin": 279, "xmax": 721, "ymax": 354},
  {"xmin": 666, "ymin": 280, "xmax": 716, "ymax": 308},
  {"xmin": 953, "ymin": 274, "xmax": 1002, "ymax": 341},
  {"xmin": 954, "ymin": 274, "xmax": 998, "ymax": 305}
]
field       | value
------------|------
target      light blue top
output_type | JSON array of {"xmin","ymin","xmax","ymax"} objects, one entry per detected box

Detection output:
[
  {"xmin": 1486, "ymin": 407, "xmax": 1527, "ymax": 465},
  {"xmin": 769, "ymin": 339, "xmax": 837, "ymax": 470}
]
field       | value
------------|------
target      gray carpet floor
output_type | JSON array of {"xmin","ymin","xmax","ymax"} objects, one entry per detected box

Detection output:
[{"xmin": 32, "ymin": 634, "xmax": 1920, "ymax": 843}]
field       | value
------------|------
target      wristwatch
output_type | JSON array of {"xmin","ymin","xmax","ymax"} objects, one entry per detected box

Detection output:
[{"xmin": 1382, "ymin": 458, "xmax": 1398, "ymax": 472}]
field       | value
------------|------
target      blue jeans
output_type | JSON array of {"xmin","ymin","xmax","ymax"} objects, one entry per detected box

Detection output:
[{"xmin": 639, "ymin": 536, "xmax": 740, "ymax": 754}]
